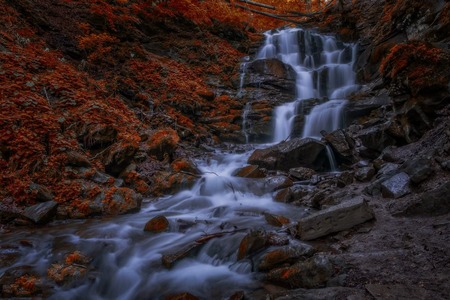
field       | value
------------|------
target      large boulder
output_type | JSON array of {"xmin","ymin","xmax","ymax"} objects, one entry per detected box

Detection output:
[
  {"xmin": 248, "ymin": 138, "xmax": 328, "ymax": 172},
  {"xmin": 381, "ymin": 172, "xmax": 411, "ymax": 199},
  {"xmin": 244, "ymin": 58, "xmax": 296, "ymax": 92},
  {"xmin": 323, "ymin": 129, "xmax": 357, "ymax": 163},
  {"xmin": 296, "ymin": 197, "xmax": 374, "ymax": 240}
]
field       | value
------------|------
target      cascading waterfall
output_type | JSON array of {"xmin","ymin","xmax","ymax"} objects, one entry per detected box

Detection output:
[
  {"xmin": 1, "ymin": 27, "xmax": 361, "ymax": 300},
  {"xmin": 256, "ymin": 27, "xmax": 359, "ymax": 142}
]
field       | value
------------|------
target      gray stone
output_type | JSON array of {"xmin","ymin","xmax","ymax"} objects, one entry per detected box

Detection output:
[
  {"xmin": 297, "ymin": 198, "xmax": 374, "ymax": 240},
  {"xmin": 22, "ymin": 201, "xmax": 58, "ymax": 224},
  {"xmin": 399, "ymin": 182, "xmax": 450, "ymax": 216},
  {"xmin": 29, "ymin": 183, "xmax": 54, "ymax": 202},
  {"xmin": 401, "ymin": 157, "xmax": 434, "ymax": 184},
  {"xmin": 354, "ymin": 166, "xmax": 376, "ymax": 182},
  {"xmin": 248, "ymin": 138, "xmax": 328, "ymax": 171},
  {"xmin": 366, "ymin": 284, "xmax": 431, "ymax": 300},
  {"xmin": 381, "ymin": 172, "xmax": 410, "ymax": 198},
  {"xmin": 273, "ymin": 287, "xmax": 367, "ymax": 300},
  {"xmin": 289, "ymin": 167, "xmax": 316, "ymax": 181},
  {"xmin": 323, "ymin": 129, "xmax": 356, "ymax": 160}
]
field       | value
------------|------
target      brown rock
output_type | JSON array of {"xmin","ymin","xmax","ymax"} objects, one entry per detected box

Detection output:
[
  {"xmin": 144, "ymin": 215, "xmax": 170, "ymax": 233},
  {"xmin": 233, "ymin": 165, "xmax": 266, "ymax": 178},
  {"xmin": 237, "ymin": 230, "xmax": 268, "ymax": 260},
  {"xmin": 66, "ymin": 151, "xmax": 91, "ymax": 167},
  {"xmin": 165, "ymin": 292, "xmax": 199, "ymax": 300},
  {"xmin": 289, "ymin": 167, "xmax": 316, "ymax": 181},
  {"xmin": 248, "ymin": 138, "xmax": 328, "ymax": 172},
  {"xmin": 264, "ymin": 213, "xmax": 290, "ymax": 227},
  {"xmin": 258, "ymin": 242, "xmax": 315, "ymax": 271}
]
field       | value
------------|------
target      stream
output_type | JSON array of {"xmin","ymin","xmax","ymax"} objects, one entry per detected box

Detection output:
[{"xmin": 0, "ymin": 27, "xmax": 359, "ymax": 299}]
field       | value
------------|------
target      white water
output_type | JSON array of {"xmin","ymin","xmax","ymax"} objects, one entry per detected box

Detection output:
[
  {"xmin": 256, "ymin": 28, "xmax": 359, "ymax": 142},
  {"xmin": 1, "ymin": 27, "xmax": 361, "ymax": 299},
  {"xmin": 1, "ymin": 150, "xmax": 308, "ymax": 299}
]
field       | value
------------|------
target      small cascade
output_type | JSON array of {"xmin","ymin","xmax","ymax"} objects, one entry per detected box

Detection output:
[
  {"xmin": 242, "ymin": 102, "xmax": 251, "ymax": 143},
  {"xmin": 254, "ymin": 27, "xmax": 359, "ymax": 143},
  {"xmin": 302, "ymin": 99, "xmax": 348, "ymax": 138}
]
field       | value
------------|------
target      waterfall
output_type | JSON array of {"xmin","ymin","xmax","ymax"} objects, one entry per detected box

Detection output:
[{"xmin": 255, "ymin": 28, "xmax": 359, "ymax": 143}]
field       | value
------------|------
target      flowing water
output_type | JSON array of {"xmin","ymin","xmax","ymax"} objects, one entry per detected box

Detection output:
[
  {"xmin": 256, "ymin": 27, "xmax": 359, "ymax": 142},
  {"xmin": 1, "ymin": 27, "xmax": 359, "ymax": 299}
]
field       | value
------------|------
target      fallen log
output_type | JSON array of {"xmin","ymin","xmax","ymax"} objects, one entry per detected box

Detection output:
[
  {"xmin": 297, "ymin": 197, "xmax": 375, "ymax": 240},
  {"xmin": 234, "ymin": 4, "xmax": 303, "ymax": 25}
]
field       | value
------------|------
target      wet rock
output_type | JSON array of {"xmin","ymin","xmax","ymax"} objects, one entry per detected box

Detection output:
[
  {"xmin": 289, "ymin": 167, "xmax": 316, "ymax": 181},
  {"xmin": 162, "ymin": 241, "xmax": 205, "ymax": 269},
  {"xmin": 47, "ymin": 263, "xmax": 87, "ymax": 287},
  {"xmin": 355, "ymin": 123, "xmax": 397, "ymax": 157},
  {"xmin": 263, "ymin": 213, "xmax": 290, "ymax": 227},
  {"xmin": 267, "ymin": 233, "xmax": 290, "ymax": 246},
  {"xmin": 263, "ymin": 175, "xmax": 293, "ymax": 192},
  {"xmin": 1, "ymin": 271, "xmax": 43, "ymax": 297},
  {"xmin": 229, "ymin": 291, "xmax": 245, "ymax": 300},
  {"xmin": 233, "ymin": 165, "xmax": 266, "ymax": 178},
  {"xmin": 397, "ymin": 182, "xmax": 450, "ymax": 216},
  {"xmin": 323, "ymin": 129, "xmax": 357, "ymax": 162},
  {"xmin": 29, "ymin": 183, "xmax": 54, "ymax": 202},
  {"xmin": 258, "ymin": 242, "xmax": 315, "ymax": 271},
  {"xmin": 248, "ymin": 138, "xmax": 328, "ymax": 172},
  {"xmin": 165, "ymin": 292, "xmax": 199, "ymax": 300},
  {"xmin": 65, "ymin": 151, "xmax": 91, "ymax": 167},
  {"xmin": 297, "ymin": 198, "xmax": 374, "ymax": 240},
  {"xmin": 244, "ymin": 58, "xmax": 296, "ymax": 92},
  {"xmin": 152, "ymin": 171, "xmax": 198, "ymax": 195},
  {"xmin": 401, "ymin": 157, "xmax": 434, "ymax": 184},
  {"xmin": 381, "ymin": 172, "xmax": 410, "ymax": 198},
  {"xmin": 144, "ymin": 215, "xmax": 170, "ymax": 233},
  {"xmin": 237, "ymin": 230, "xmax": 268, "ymax": 260},
  {"xmin": 145, "ymin": 128, "xmax": 180, "ymax": 160},
  {"xmin": 0, "ymin": 245, "xmax": 21, "ymax": 268},
  {"xmin": 265, "ymin": 255, "xmax": 333, "ymax": 288},
  {"xmin": 22, "ymin": 201, "xmax": 58, "ymax": 224},
  {"xmin": 354, "ymin": 166, "xmax": 376, "ymax": 182},
  {"xmin": 273, "ymin": 188, "xmax": 293, "ymax": 203}
]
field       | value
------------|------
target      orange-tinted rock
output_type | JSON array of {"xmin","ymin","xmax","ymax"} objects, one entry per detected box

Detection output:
[
  {"xmin": 233, "ymin": 165, "xmax": 266, "ymax": 178},
  {"xmin": 258, "ymin": 243, "xmax": 315, "ymax": 271},
  {"xmin": 171, "ymin": 158, "xmax": 201, "ymax": 175},
  {"xmin": 229, "ymin": 291, "xmax": 245, "ymax": 300},
  {"xmin": 146, "ymin": 129, "xmax": 180, "ymax": 160},
  {"xmin": 263, "ymin": 213, "xmax": 290, "ymax": 227},
  {"xmin": 47, "ymin": 264, "xmax": 87, "ymax": 286},
  {"xmin": 265, "ymin": 255, "xmax": 333, "ymax": 288},
  {"xmin": 144, "ymin": 215, "xmax": 170, "ymax": 233},
  {"xmin": 237, "ymin": 230, "xmax": 268, "ymax": 260},
  {"xmin": 152, "ymin": 171, "xmax": 199, "ymax": 195}
]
